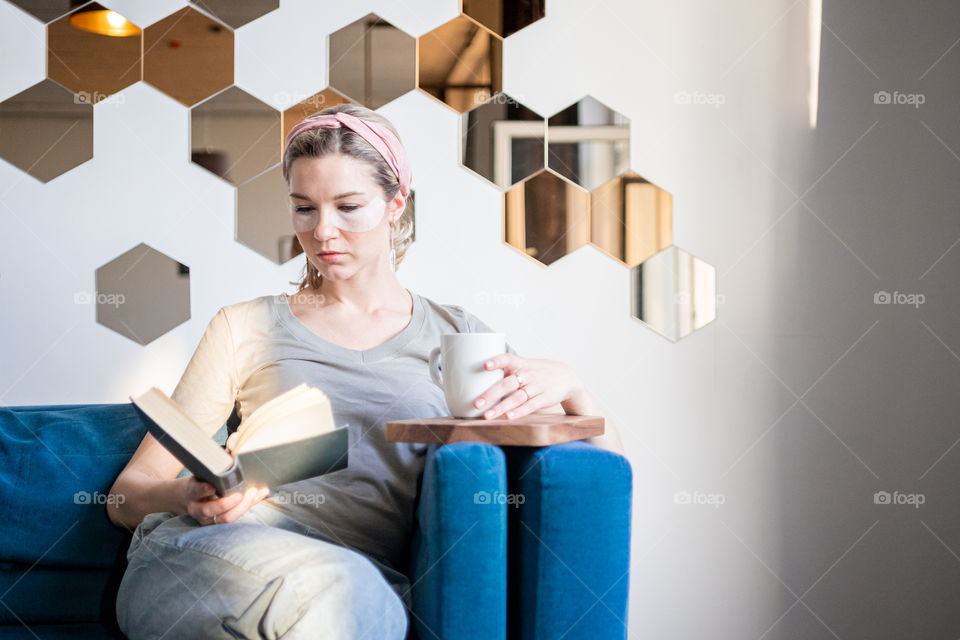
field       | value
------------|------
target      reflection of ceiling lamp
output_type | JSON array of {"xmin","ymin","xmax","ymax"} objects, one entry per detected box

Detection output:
[{"xmin": 70, "ymin": 9, "xmax": 140, "ymax": 37}]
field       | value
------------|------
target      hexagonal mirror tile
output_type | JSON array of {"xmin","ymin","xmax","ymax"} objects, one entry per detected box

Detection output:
[
  {"xmin": 630, "ymin": 245, "xmax": 717, "ymax": 342},
  {"xmin": 0, "ymin": 79, "xmax": 92, "ymax": 182},
  {"xmin": 281, "ymin": 88, "xmax": 352, "ymax": 148},
  {"xmin": 6, "ymin": 0, "xmax": 74, "ymax": 23},
  {"xmin": 461, "ymin": 93, "xmax": 545, "ymax": 189},
  {"xmin": 191, "ymin": 85, "xmax": 281, "ymax": 185},
  {"xmin": 328, "ymin": 13, "xmax": 415, "ymax": 110},
  {"xmin": 47, "ymin": 3, "xmax": 141, "ymax": 104},
  {"xmin": 95, "ymin": 243, "xmax": 191, "ymax": 345},
  {"xmin": 547, "ymin": 95, "xmax": 629, "ymax": 191},
  {"xmin": 237, "ymin": 164, "xmax": 302, "ymax": 265},
  {"xmin": 144, "ymin": 6, "xmax": 233, "ymax": 107},
  {"xmin": 591, "ymin": 169, "xmax": 672, "ymax": 267},
  {"xmin": 190, "ymin": 0, "xmax": 278, "ymax": 29},
  {"xmin": 504, "ymin": 168, "xmax": 589, "ymax": 266},
  {"xmin": 417, "ymin": 14, "xmax": 502, "ymax": 113},
  {"xmin": 462, "ymin": 0, "xmax": 545, "ymax": 38}
]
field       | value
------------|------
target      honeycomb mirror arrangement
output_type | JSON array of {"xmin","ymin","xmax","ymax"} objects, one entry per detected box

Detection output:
[{"xmin": 0, "ymin": 0, "xmax": 716, "ymax": 344}]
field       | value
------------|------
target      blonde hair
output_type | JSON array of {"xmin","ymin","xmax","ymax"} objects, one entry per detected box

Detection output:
[{"xmin": 283, "ymin": 103, "xmax": 415, "ymax": 291}]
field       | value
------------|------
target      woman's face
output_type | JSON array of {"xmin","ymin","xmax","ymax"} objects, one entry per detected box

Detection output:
[{"xmin": 288, "ymin": 154, "xmax": 404, "ymax": 282}]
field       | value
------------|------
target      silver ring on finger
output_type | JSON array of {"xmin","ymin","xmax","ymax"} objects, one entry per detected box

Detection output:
[{"xmin": 213, "ymin": 513, "xmax": 218, "ymax": 525}]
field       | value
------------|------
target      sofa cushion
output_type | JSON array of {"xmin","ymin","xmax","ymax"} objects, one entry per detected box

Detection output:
[
  {"xmin": 0, "ymin": 404, "xmax": 147, "ymax": 568},
  {"xmin": 0, "ymin": 563, "xmax": 123, "ymax": 626},
  {"xmin": 410, "ymin": 443, "xmax": 508, "ymax": 640},
  {"xmin": 0, "ymin": 623, "xmax": 124, "ymax": 639},
  {"xmin": 505, "ymin": 442, "xmax": 633, "ymax": 640}
]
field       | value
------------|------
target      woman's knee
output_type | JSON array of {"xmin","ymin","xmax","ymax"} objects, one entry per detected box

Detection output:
[{"xmin": 281, "ymin": 550, "xmax": 409, "ymax": 640}]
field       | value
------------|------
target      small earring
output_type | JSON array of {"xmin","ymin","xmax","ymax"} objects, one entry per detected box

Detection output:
[{"xmin": 389, "ymin": 226, "xmax": 397, "ymax": 270}]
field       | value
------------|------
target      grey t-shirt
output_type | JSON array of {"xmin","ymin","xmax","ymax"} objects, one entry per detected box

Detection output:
[{"xmin": 170, "ymin": 288, "xmax": 516, "ymax": 570}]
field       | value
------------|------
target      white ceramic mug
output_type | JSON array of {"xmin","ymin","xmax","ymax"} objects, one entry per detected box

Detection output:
[{"xmin": 429, "ymin": 333, "xmax": 506, "ymax": 418}]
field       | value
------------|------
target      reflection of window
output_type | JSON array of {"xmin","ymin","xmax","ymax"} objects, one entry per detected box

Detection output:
[
  {"xmin": 547, "ymin": 123, "xmax": 630, "ymax": 190},
  {"xmin": 492, "ymin": 121, "xmax": 546, "ymax": 188}
]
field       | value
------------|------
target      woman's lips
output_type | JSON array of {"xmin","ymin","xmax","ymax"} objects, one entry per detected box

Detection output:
[{"xmin": 317, "ymin": 251, "xmax": 344, "ymax": 262}]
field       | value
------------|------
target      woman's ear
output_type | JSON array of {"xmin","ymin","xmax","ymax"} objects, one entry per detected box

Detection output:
[{"xmin": 388, "ymin": 190, "xmax": 406, "ymax": 222}]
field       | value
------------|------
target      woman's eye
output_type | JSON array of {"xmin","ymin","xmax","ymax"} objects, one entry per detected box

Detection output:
[
  {"xmin": 339, "ymin": 205, "xmax": 359, "ymax": 213},
  {"xmin": 294, "ymin": 206, "xmax": 314, "ymax": 214}
]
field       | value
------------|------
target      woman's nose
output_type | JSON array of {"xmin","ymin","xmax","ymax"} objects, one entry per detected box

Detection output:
[{"xmin": 312, "ymin": 210, "xmax": 339, "ymax": 240}]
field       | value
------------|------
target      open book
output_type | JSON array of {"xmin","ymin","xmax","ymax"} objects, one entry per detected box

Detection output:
[{"xmin": 129, "ymin": 383, "xmax": 348, "ymax": 496}]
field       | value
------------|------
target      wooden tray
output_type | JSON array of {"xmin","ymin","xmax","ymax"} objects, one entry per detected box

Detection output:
[{"xmin": 386, "ymin": 413, "xmax": 604, "ymax": 447}]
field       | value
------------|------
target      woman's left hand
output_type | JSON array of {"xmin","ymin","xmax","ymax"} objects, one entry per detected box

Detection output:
[{"xmin": 473, "ymin": 354, "xmax": 583, "ymax": 420}]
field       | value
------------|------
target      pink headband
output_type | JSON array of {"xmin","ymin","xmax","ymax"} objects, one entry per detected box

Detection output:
[{"xmin": 284, "ymin": 111, "xmax": 411, "ymax": 198}]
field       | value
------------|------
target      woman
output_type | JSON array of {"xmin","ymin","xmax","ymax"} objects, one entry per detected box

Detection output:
[{"xmin": 108, "ymin": 103, "xmax": 623, "ymax": 640}]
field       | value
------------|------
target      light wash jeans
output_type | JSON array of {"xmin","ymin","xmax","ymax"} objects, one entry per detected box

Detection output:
[{"xmin": 115, "ymin": 501, "xmax": 410, "ymax": 639}]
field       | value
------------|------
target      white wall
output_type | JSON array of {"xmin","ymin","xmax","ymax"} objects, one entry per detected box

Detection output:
[{"xmin": 2, "ymin": 0, "xmax": 959, "ymax": 637}]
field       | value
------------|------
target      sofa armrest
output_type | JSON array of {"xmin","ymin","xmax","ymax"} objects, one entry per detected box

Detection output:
[
  {"xmin": 409, "ymin": 442, "xmax": 508, "ymax": 640},
  {"xmin": 505, "ymin": 441, "xmax": 633, "ymax": 640}
]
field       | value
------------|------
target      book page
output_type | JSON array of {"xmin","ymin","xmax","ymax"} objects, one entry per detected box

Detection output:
[{"xmin": 227, "ymin": 384, "xmax": 338, "ymax": 454}]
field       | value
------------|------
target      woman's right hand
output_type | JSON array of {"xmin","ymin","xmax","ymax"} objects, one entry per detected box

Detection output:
[{"xmin": 179, "ymin": 476, "xmax": 270, "ymax": 526}]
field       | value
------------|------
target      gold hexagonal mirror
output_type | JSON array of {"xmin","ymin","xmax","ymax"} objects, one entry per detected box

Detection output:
[
  {"xmin": 144, "ymin": 6, "xmax": 233, "ymax": 107},
  {"xmin": 237, "ymin": 164, "xmax": 302, "ymax": 265},
  {"xmin": 591, "ymin": 170, "xmax": 672, "ymax": 267},
  {"xmin": 281, "ymin": 88, "xmax": 352, "ymax": 148},
  {"xmin": 417, "ymin": 15, "xmax": 502, "ymax": 113},
  {"xmin": 504, "ymin": 168, "xmax": 589, "ymax": 266},
  {"xmin": 0, "ymin": 79, "xmax": 93, "ymax": 183},
  {"xmin": 461, "ymin": 93, "xmax": 545, "ymax": 189},
  {"xmin": 46, "ymin": 4, "xmax": 141, "ymax": 104},
  {"xmin": 190, "ymin": 85, "xmax": 281, "ymax": 186},
  {"xmin": 328, "ymin": 14, "xmax": 415, "ymax": 110},
  {"xmin": 190, "ymin": 0, "xmax": 279, "ymax": 29},
  {"xmin": 96, "ymin": 243, "xmax": 191, "ymax": 345},
  {"xmin": 462, "ymin": 0, "xmax": 545, "ymax": 38},
  {"xmin": 547, "ymin": 95, "xmax": 630, "ymax": 191},
  {"xmin": 630, "ymin": 246, "xmax": 717, "ymax": 342}
]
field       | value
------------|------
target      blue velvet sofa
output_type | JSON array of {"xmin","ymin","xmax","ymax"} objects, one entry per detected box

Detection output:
[{"xmin": 0, "ymin": 403, "xmax": 632, "ymax": 639}]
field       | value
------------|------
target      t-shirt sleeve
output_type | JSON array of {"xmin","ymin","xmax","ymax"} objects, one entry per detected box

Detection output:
[
  {"xmin": 459, "ymin": 307, "xmax": 520, "ymax": 357},
  {"xmin": 170, "ymin": 307, "xmax": 239, "ymax": 438}
]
